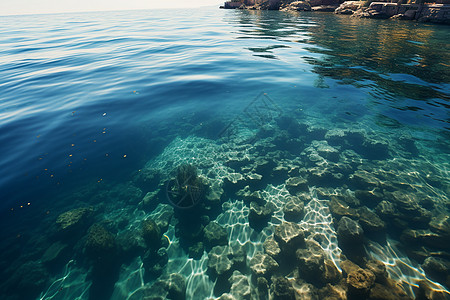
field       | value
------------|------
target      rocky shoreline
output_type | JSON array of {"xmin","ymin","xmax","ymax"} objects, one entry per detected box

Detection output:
[{"xmin": 220, "ymin": 0, "xmax": 450, "ymax": 24}]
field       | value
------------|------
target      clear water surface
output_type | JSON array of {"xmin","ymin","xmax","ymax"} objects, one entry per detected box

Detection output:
[{"xmin": 0, "ymin": 6, "xmax": 449, "ymax": 300}]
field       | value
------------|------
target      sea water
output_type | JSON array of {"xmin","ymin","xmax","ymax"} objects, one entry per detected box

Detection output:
[{"xmin": 0, "ymin": 6, "xmax": 449, "ymax": 300}]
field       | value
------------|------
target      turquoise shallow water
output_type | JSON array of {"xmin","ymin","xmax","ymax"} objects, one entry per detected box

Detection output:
[{"xmin": 0, "ymin": 6, "xmax": 449, "ymax": 300}]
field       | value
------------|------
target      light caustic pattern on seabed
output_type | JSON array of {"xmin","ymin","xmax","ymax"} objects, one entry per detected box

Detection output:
[
  {"xmin": 301, "ymin": 188, "xmax": 342, "ymax": 271},
  {"xmin": 367, "ymin": 239, "xmax": 450, "ymax": 298},
  {"xmin": 39, "ymin": 260, "xmax": 90, "ymax": 300}
]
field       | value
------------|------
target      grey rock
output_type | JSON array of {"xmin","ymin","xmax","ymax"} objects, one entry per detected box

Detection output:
[
  {"xmin": 263, "ymin": 236, "xmax": 281, "ymax": 258},
  {"xmin": 208, "ymin": 246, "xmax": 233, "ymax": 277},
  {"xmin": 188, "ymin": 241, "xmax": 204, "ymax": 259},
  {"xmin": 142, "ymin": 219, "xmax": 161, "ymax": 249},
  {"xmin": 41, "ymin": 241, "xmax": 69, "ymax": 266},
  {"xmin": 249, "ymin": 253, "xmax": 279, "ymax": 277},
  {"xmin": 346, "ymin": 268, "xmax": 375, "ymax": 297},
  {"xmin": 357, "ymin": 206, "xmax": 385, "ymax": 233},
  {"xmin": 296, "ymin": 240, "xmax": 325, "ymax": 282},
  {"xmin": 274, "ymin": 222, "xmax": 305, "ymax": 254},
  {"xmin": 143, "ymin": 247, "xmax": 168, "ymax": 277},
  {"xmin": 283, "ymin": 196, "xmax": 304, "ymax": 222},
  {"xmin": 140, "ymin": 190, "xmax": 160, "ymax": 211},
  {"xmin": 292, "ymin": 282, "xmax": 319, "ymax": 300},
  {"xmin": 229, "ymin": 270, "xmax": 251, "ymax": 300},
  {"xmin": 285, "ymin": 177, "xmax": 309, "ymax": 194},
  {"xmin": 422, "ymin": 257, "xmax": 450, "ymax": 285},
  {"xmin": 143, "ymin": 273, "xmax": 186, "ymax": 300},
  {"xmin": 330, "ymin": 197, "xmax": 359, "ymax": 220},
  {"xmin": 271, "ymin": 277, "xmax": 295, "ymax": 300},
  {"xmin": 56, "ymin": 207, "xmax": 93, "ymax": 233},
  {"xmin": 85, "ymin": 223, "xmax": 116, "ymax": 260},
  {"xmin": 249, "ymin": 201, "xmax": 275, "ymax": 230},
  {"xmin": 337, "ymin": 216, "xmax": 364, "ymax": 246},
  {"xmin": 204, "ymin": 221, "xmax": 228, "ymax": 249}
]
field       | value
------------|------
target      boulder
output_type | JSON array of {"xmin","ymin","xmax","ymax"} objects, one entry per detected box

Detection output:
[
  {"xmin": 271, "ymin": 277, "xmax": 295, "ymax": 300},
  {"xmin": 357, "ymin": 207, "xmax": 385, "ymax": 234},
  {"xmin": 143, "ymin": 247, "xmax": 168, "ymax": 277},
  {"xmin": 204, "ymin": 221, "xmax": 228, "ymax": 249},
  {"xmin": 285, "ymin": 177, "xmax": 309, "ymax": 194},
  {"xmin": 282, "ymin": 1, "xmax": 312, "ymax": 11},
  {"xmin": 264, "ymin": 236, "xmax": 281, "ymax": 259},
  {"xmin": 142, "ymin": 219, "xmax": 162, "ymax": 249},
  {"xmin": 283, "ymin": 196, "xmax": 304, "ymax": 222},
  {"xmin": 116, "ymin": 228, "xmax": 146, "ymax": 259},
  {"xmin": 229, "ymin": 270, "xmax": 251, "ymax": 300},
  {"xmin": 56, "ymin": 207, "xmax": 93, "ymax": 233},
  {"xmin": 292, "ymin": 282, "xmax": 319, "ymax": 300},
  {"xmin": 208, "ymin": 246, "xmax": 233, "ymax": 277},
  {"xmin": 337, "ymin": 216, "xmax": 364, "ymax": 246},
  {"xmin": 249, "ymin": 201, "xmax": 275, "ymax": 230},
  {"xmin": 330, "ymin": 197, "xmax": 359, "ymax": 220},
  {"xmin": 249, "ymin": 253, "xmax": 279, "ymax": 277},
  {"xmin": 140, "ymin": 190, "xmax": 160, "ymax": 211},
  {"xmin": 421, "ymin": 257, "xmax": 450, "ymax": 286},
  {"xmin": 296, "ymin": 240, "xmax": 325, "ymax": 283},
  {"xmin": 85, "ymin": 223, "xmax": 116, "ymax": 260},
  {"xmin": 274, "ymin": 222, "xmax": 305, "ymax": 255},
  {"xmin": 41, "ymin": 241, "xmax": 69, "ymax": 267},
  {"xmin": 152, "ymin": 204, "xmax": 174, "ymax": 233},
  {"xmin": 346, "ymin": 268, "xmax": 375, "ymax": 297},
  {"xmin": 143, "ymin": 273, "xmax": 186, "ymax": 300},
  {"xmin": 188, "ymin": 241, "xmax": 204, "ymax": 259}
]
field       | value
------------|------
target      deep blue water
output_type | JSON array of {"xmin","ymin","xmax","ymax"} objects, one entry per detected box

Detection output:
[{"xmin": 0, "ymin": 6, "xmax": 449, "ymax": 300}]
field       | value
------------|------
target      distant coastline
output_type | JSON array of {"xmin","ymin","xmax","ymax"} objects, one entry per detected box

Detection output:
[{"xmin": 220, "ymin": 0, "xmax": 450, "ymax": 24}]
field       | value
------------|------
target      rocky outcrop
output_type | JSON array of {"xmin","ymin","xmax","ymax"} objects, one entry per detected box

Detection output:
[{"xmin": 349, "ymin": 2, "xmax": 450, "ymax": 24}]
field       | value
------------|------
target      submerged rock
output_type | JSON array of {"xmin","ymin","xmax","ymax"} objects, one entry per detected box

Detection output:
[
  {"xmin": 229, "ymin": 270, "xmax": 251, "ymax": 300},
  {"xmin": 204, "ymin": 221, "xmax": 228, "ymax": 249},
  {"xmin": 143, "ymin": 247, "xmax": 168, "ymax": 277},
  {"xmin": 143, "ymin": 273, "xmax": 186, "ymax": 300},
  {"xmin": 41, "ymin": 241, "xmax": 69, "ymax": 267},
  {"xmin": 264, "ymin": 236, "xmax": 281, "ymax": 259},
  {"xmin": 346, "ymin": 268, "xmax": 375, "ymax": 297},
  {"xmin": 249, "ymin": 201, "xmax": 275, "ymax": 230},
  {"xmin": 6, "ymin": 261, "xmax": 49, "ymax": 299},
  {"xmin": 188, "ymin": 241, "xmax": 204, "ymax": 259},
  {"xmin": 274, "ymin": 222, "xmax": 305, "ymax": 255},
  {"xmin": 142, "ymin": 219, "xmax": 162, "ymax": 249},
  {"xmin": 285, "ymin": 177, "xmax": 309, "ymax": 194},
  {"xmin": 357, "ymin": 206, "xmax": 385, "ymax": 234},
  {"xmin": 283, "ymin": 196, "xmax": 304, "ymax": 222},
  {"xmin": 208, "ymin": 246, "xmax": 233, "ymax": 277},
  {"xmin": 85, "ymin": 223, "xmax": 116, "ymax": 260},
  {"xmin": 337, "ymin": 217, "xmax": 364, "ymax": 246},
  {"xmin": 292, "ymin": 282, "xmax": 319, "ymax": 300},
  {"xmin": 116, "ymin": 228, "xmax": 146, "ymax": 260},
  {"xmin": 250, "ymin": 253, "xmax": 279, "ymax": 277},
  {"xmin": 139, "ymin": 190, "xmax": 160, "ymax": 211},
  {"xmin": 56, "ymin": 206, "xmax": 93, "ymax": 233},
  {"xmin": 296, "ymin": 240, "xmax": 325, "ymax": 283},
  {"xmin": 152, "ymin": 204, "xmax": 174, "ymax": 234},
  {"xmin": 330, "ymin": 197, "xmax": 359, "ymax": 220},
  {"xmin": 421, "ymin": 257, "xmax": 450, "ymax": 286},
  {"xmin": 271, "ymin": 277, "xmax": 295, "ymax": 300}
]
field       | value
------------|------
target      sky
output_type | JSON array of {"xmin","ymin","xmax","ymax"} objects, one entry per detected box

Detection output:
[{"xmin": 0, "ymin": 0, "xmax": 221, "ymax": 16}]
